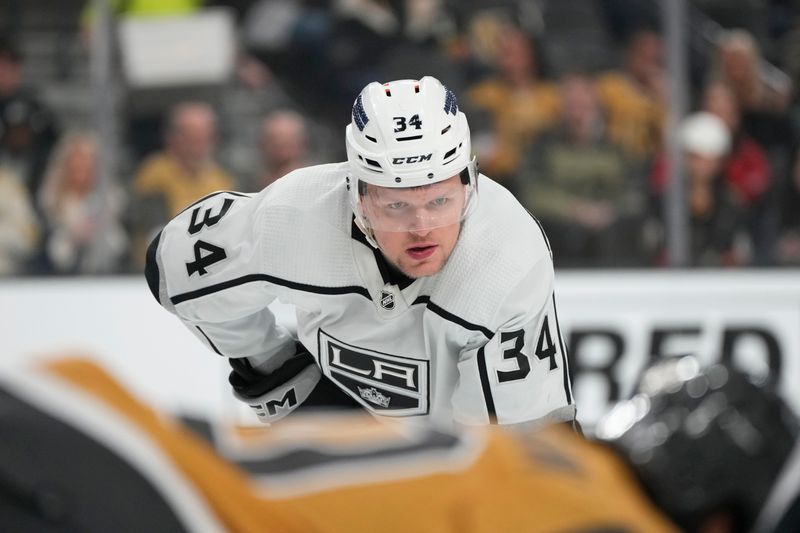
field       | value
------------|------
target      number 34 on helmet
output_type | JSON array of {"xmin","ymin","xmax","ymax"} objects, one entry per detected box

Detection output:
[{"xmin": 345, "ymin": 76, "xmax": 479, "ymax": 247}]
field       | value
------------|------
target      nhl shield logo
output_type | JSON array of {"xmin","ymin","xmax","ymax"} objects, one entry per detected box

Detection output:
[{"xmin": 379, "ymin": 289, "xmax": 395, "ymax": 310}]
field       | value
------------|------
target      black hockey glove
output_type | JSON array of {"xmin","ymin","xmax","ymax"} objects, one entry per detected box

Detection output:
[{"xmin": 229, "ymin": 344, "xmax": 321, "ymax": 424}]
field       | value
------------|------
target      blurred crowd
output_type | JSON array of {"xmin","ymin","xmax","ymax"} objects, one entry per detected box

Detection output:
[{"xmin": 4, "ymin": 0, "xmax": 800, "ymax": 274}]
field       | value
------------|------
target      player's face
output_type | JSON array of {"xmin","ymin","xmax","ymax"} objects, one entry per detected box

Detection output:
[
  {"xmin": 373, "ymin": 220, "xmax": 461, "ymax": 278},
  {"xmin": 368, "ymin": 176, "xmax": 464, "ymax": 278}
]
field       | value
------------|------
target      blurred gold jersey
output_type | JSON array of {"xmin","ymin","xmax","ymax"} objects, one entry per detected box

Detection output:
[
  {"xmin": 133, "ymin": 152, "xmax": 235, "ymax": 217},
  {"xmin": 26, "ymin": 357, "xmax": 679, "ymax": 533}
]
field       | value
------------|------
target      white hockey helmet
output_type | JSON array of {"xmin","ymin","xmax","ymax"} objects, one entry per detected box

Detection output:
[{"xmin": 345, "ymin": 76, "xmax": 478, "ymax": 246}]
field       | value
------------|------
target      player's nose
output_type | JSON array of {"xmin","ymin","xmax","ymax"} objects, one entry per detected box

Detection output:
[{"xmin": 407, "ymin": 222, "xmax": 432, "ymax": 237}]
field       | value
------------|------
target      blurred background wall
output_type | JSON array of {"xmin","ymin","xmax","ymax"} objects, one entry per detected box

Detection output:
[{"xmin": 2, "ymin": 0, "xmax": 800, "ymax": 428}]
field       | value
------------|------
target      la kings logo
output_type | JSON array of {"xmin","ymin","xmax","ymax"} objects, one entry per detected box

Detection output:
[{"xmin": 318, "ymin": 329, "xmax": 429, "ymax": 416}]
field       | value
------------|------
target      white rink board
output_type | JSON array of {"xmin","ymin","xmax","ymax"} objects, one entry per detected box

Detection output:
[
  {"xmin": 556, "ymin": 270, "xmax": 800, "ymax": 428},
  {"xmin": 3, "ymin": 271, "xmax": 800, "ymax": 427},
  {"xmin": 1, "ymin": 277, "xmax": 295, "ymax": 420}
]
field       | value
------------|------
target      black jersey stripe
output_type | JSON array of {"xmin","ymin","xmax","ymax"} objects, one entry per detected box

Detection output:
[
  {"xmin": 170, "ymin": 274, "xmax": 371, "ymax": 305},
  {"xmin": 195, "ymin": 326, "xmax": 223, "ymax": 356},
  {"xmin": 177, "ymin": 190, "xmax": 251, "ymax": 216},
  {"xmin": 476, "ymin": 345, "xmax": 497, "ymax": 423},
  {"xmin": 350, "ymin": 219, "xmax": 415, "ymax": 290},
  {"xmin": 144, "ymin": 230, "xmax": 163, "ymax": 304},
  {"xmin": 412, "ymin": 296, "xmax": 493, "ymax": 338},
  {"xmin": 526, "ymin": 210, "xmax": 552, "ymax": 254},
  {"xmin": 237, "ymin": 428, "xmax": 460, "ymax": 476},
  {"xmin": 551, "ymin": 293, "xmax": 573, "ymax": 405},
  {"xmin": 179, "ymin": 415, "xmax": 215, "ymax": 445}
]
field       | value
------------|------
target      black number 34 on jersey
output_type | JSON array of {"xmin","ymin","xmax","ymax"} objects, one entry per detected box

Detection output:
[{"xmin": 184, "ymin": 195, "xmax": 238, "ymax": 277}]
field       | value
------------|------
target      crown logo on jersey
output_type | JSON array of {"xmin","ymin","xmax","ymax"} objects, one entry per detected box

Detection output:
[
  {"xmin": 358, "ymin": 386, "xmax": 391, "ymax": 407},
  {"xmin": 379, "ymin": 289, "xmax": 395, "ymax": 310}
]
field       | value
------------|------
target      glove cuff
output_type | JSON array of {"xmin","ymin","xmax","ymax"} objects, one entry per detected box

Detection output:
[{"xmin": 232, "ymin": 355, "xmax": 321, "ymax": 423}]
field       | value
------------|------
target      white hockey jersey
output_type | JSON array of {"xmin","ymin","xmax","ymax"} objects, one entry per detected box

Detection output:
[{"xmin": 146, "ymin": 162, "xmax": 575, "ymax": 425}]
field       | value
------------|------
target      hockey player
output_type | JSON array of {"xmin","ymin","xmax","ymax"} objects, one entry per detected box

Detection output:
[
  {"xmin": 0, "ymin": 354, "xmax": 794, "ymax": 532},
  {"xmin": 145, "ymin": 76, "xmax": 575, "ymax": 427}
]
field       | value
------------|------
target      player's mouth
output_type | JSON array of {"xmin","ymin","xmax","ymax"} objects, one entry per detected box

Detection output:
[{"xmin": 406, "ymin": 243, "xmax": 437, "ymax": 260}]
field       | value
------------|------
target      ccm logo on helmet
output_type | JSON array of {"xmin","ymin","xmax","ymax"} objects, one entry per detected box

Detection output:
[{"xmin": 392, "ymin": 154, "xmax": 432, "ymax": 165}]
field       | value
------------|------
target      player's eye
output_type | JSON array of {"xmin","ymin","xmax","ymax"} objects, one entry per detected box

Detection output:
[
  {"xmin": 386, "ymin": 201, "xmax": 408, "ymax": 210},
  {"xmin": 430, "ymin": 196, "xmax": 449, "ymax": 207}
]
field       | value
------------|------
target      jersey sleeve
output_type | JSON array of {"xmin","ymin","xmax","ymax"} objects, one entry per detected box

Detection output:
[
  {"xmin": 451, "ymin": 255, "xmax": 575, "ymax": 426},
  {"xmin": 145, "ymin": 190, "xmax": 296, "ymax": 365}
]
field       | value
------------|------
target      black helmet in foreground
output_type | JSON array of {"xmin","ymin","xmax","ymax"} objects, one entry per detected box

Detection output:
[{"xmin": 596, "ymin": 356, "xmax": 798, "ymax": 533}]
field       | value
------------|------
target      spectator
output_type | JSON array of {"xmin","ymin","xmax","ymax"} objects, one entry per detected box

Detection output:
[
  {"xmin": 595, "ymin": 27, "xmax": 666, "ymax": 163},
  {"xmin": 702, "ymin": 81, "xmax": 772, "ymax": 206},
  {"xmin": 517, "ymin": 73, "xmax": 645, "ymax": 267},
  {"xmin": 37, "ymin": 131, "xmax": 129, "ymax": 275},
  {"xmin": 0, "ymin": 36, "xmax": 59, "ymax": 203},
  {"xmin": 702, "ymin": 80, "xmax": 776, "ymax": 263},
  {"xmin": 0, "ymin": 165, "xmax": 39, "ymax": 275},
  {"xmin": 466, "ymin": 23, "xmax": 560, "ymax": 186},
  {"xmin": 711, "ymin": 30, "xmax": 794, "ymax": 231},
  {"xmin": 255, "ymin": 109, "xmax": 310, "ymax": 189},
  {"xmin": 651, "ymin": 113, "xmax": 749, "ymax": 267},
  {"xmin": 713, "ymin": 29, "xmax": 792, "ymax": 117},
  {"xmin": 131, "ymin": 101, "xmax": 234, "ymax": 265}
]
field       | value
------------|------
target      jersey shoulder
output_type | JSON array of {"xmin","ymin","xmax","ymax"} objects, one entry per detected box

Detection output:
[
  {"xmin": 256, "ymin": 162, "xmax": 362, "ymax": 288},
  {"xmin": 432, "ymin": 175, "xmax": 554, "ymax": 331},
  {"xmin": 147, "ymin": 162, "xmax": 361, "ymax": 310}
]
